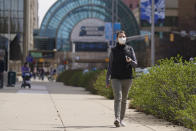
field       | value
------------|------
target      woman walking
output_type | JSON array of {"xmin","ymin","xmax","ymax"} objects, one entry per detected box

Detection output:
[{"xmin": 106, "ymin": 30, "xmax": 137, "ymax": 127}]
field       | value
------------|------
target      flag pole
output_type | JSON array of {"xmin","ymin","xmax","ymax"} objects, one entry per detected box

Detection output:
[{"xmin": 151, "ymin": 0, "xmax": 155, "ymax": 66}]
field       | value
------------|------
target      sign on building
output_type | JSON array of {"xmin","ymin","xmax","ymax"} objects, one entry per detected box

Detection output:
[
  {"xmin": 71, "ymin": 18, "xmax": 106, "ymax": 43},
  {"xmin": 71, "ymin": 18, "xmax": 108, "ymax": 52},
  {"xmin": 105, "ymin": 22, "xmax": 121, "ymax": 41},
  {"xmin": 79, "ymin": 26, "xmax": 104, "ymax": 37}
]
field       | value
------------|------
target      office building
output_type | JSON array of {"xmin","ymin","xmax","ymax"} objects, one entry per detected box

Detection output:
[
  {"xmin": 0, "ymin": 0, "xmax": 38, "ymax": 71},
  {"xmin": 35, "ymin": 0, "xmax": 147, "ymax": 69}
]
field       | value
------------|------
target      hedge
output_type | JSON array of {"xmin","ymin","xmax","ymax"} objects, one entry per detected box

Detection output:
[
  {"xmin": 93, "ymin": 70, "xmax": 113, "ymax": 99},
  {"xmin": 129, "ymin": 57, "xmax": 196, "ymax": 130},
  {"xmin": 57, "ymin": 70, "xmax": 102, "ymax": 94},
  {"xmin": 56, "ymin": 56, "xmax": 196, "ymax": 130}
]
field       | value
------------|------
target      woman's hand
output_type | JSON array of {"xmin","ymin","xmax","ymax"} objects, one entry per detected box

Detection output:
[
  {"xmin": 106, "ymin": 84, "xmax": 110, "ymax": 88},
  {"xmin": 126, "ymin": 56, "xmax": 132, "ymax": 63}
]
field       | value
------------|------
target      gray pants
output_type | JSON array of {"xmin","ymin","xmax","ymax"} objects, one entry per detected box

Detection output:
[{"xmin": 111, "ymin": 79, "xmax": 132, "ymax": 121}]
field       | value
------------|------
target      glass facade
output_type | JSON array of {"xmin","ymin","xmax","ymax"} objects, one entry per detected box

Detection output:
[
  {"xmin": 0, "ymin": 0, "xmax": 24, "ymax": 70},
  {"xmin": 0, "ymin": 0, "xmax": 24, "ymax": 34},
  {"xmin": 40, "ymin": 0, "xmax": 140, "ymax": 51}
]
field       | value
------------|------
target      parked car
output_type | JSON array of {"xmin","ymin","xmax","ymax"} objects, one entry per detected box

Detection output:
[{"xmin": 135, "ymin": 67, "xmax": 151, "ymax": 77}]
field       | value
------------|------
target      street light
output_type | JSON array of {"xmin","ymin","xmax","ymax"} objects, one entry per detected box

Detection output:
[
  {"xmin": 151, "ymin": 0, "xmax": 155, "ymax": 66},
  {"xmin": 112, "ymin": 0, "xmax": 118, "ymax": 47},
  {"xmin": 72, "ymin": 42, "xmax": 75, "ymax": 69},
  {"xmin": 7, "ymin": 3, "xmax": 11, "ymax": 72}
]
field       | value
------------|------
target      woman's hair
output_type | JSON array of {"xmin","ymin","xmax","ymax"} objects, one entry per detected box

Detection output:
[{"xmin": 117, "ymin": 30, "xmax": 126, "ymax": 37}]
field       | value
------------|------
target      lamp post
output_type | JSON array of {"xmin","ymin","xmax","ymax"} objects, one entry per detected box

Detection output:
[
  {"xmin": 72, "ymin": 42, "xmax": 75, "ymax": 69},
  {"xmin": 7, "ymin": 3, "xmax": 11, "ymax": 72},
  {"xmin": 112, "ymin": 0, "xmax": 114, "ymax": 47},
  {"xmin": 112, "ymin": 0, "xmax": 118, "ymax": 47},
  {"xmin": 151, "ymin": 0, "xmax": 155, "ymax": 66}
]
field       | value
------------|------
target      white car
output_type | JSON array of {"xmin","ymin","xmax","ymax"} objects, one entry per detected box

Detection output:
[{"xmin": 135, "ymin": 67, "xmax": 151, "ymax": 77}]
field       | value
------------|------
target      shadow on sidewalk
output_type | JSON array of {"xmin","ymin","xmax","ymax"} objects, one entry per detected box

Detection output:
[
  {"xmin": 125, "ymin": 110, "xmax": 192, "ymax": 131},
  {"xmin": 0, "ymin": 82, "xmax": 91, "ymax": 95},
  {"xmin": 56, "ymin": 125, "xmax": 115, "ymax": 129}
]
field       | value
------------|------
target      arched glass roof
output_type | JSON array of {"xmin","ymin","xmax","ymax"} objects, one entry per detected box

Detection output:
[{"xmin": 40, "ymin": 0, "xmax": 140, "ymax": 51}]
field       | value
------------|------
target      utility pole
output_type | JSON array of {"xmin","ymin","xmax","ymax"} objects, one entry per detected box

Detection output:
[
  {"xmin": 112, "ymin": 0, "xmax": 114, "ymax": 47},
  {"xmin": 115, "ymin": 0, "xmax": 118, "ymax": 22},
  {"xmin": 151, "ymin": 0, "xmax": 155, "ymax": 66},
  {"xmin": 7, "ymin": 2, "xmax": 11, "ymax": 72},
  {"xmin": 112, "ymin": 0, "xmax": 118, "ymax": 47},
  {"xmin": 23, "ymin": 0, "xmax": 30, "ymax": 64},
  {"xmin": 72, "ymin": 42, "xmax": 75, "ymax": 69}
]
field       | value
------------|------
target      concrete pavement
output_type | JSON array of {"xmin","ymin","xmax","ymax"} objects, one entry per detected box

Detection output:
[{"xmin": 0, "ymin": 81, "xmax": 192, "ymax": 131}]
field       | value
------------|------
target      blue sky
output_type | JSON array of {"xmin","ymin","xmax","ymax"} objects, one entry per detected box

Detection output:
[{"xmin": 38, "ymin": 0, "xmax": 57, "ymax": 27}]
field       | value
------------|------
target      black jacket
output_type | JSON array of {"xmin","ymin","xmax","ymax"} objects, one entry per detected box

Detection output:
[{"xmin": 106, "ymin": 43, "xmax": 137, "ymax": 85}]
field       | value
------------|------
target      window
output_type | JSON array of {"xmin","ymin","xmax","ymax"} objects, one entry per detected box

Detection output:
[
  {"xmin": 5, "ymin": 0, "xmax": 11, "ymax": 11},
  {"xmin": 163, "ymin": 16, "xmax": 179, "ymax": 27},
  {"xmin": 0, "ymin": 0, "xmax": 3, "ymax": 11},
  {"xmin": 129, "ymin": 4, "xmax": 133, "ymax": 9},
  {"xmin": 195, "ymin": 3, "xmax": 196, "ymax": 11},
  {"xmin": 11, "ymin": 0, "xmax": 17, "ymax": 11},
  {"xmin": 18, "ymin": 0, "xmax": 23, "ymax": 11}
]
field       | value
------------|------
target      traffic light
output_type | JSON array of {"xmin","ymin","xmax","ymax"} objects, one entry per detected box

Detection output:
[
  {"xmin": 170, "ymin": 33, "xmax": 174, "ymax": 42},
  {"xmin": 105, "ymin": 58, "xmax": 109, "ymax": 63},
  {"xmin": 145, "ymin": 35, "xmax": 149, "ymax": 43},
  {"xmin": 64, "ymin": 60, "xmax": 68, "ymax": 65}
]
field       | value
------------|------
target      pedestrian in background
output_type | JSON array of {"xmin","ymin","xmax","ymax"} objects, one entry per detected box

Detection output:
[
  {"xmin": 40, "ymin": 68, "xmax": 45, "ymax": 80},
  {"xmin": 0, "ymin": 57, "xmax": 5, "ymax": 89},
  {"xmin": 21, "ymin": 62, "xmax": 30, "ymax": 77},
  {"xmin": 33, "ymin": 67, "xmax": 37, "ymax": 80},
  {"xmin": 106, "ymin": 30, "xmax": 137, "ymax": 127}
]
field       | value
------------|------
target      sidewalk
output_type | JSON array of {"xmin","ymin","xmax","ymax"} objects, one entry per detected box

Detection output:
[{"xmin": 0, "ymin": 82, "xmax": 192, "ymax": 131}]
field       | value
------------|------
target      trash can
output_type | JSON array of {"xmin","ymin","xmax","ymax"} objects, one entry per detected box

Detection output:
[{"xmin": 8, "ymin": 71, "xmax": 16, "ymax": 87}]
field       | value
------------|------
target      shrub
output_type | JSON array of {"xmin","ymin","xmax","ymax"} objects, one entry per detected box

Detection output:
[
  {"xmin": 93, "ymin": 70, "xmax": 113, "ymax": 99},
  {"xmin": 57, "ymin": 70, "xmax": 83, "ymax": 86},
  {"xmin": 57, "ymin": 70, "xmax": 101, "ymax": 94},
  {"xmin": 129, "ymin": 56, "xmax": 196, "ymax": 130},
  {"xmin": 57, "ymin": 69, "xmax": 114, "ymax": 99},
  {"xmin": 82, "ymin": 70, "xmax": 101, "ymax": 94}
]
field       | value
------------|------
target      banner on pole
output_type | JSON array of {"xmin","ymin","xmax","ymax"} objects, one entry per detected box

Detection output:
[
  {"xmin": 140, "ymin": 0, "xmax": 165, "ymax": 24},
  {"xmin": 105, "ymin": 22, "xmax": 121, "ymax": 41}
]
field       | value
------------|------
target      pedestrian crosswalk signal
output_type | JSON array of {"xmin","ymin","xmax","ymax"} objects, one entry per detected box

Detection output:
[{"xmin": 170, "ymin": 33, "xmax": 174, "ymax": 42}]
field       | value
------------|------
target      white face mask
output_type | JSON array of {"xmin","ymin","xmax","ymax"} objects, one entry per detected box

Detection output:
[{"xmin": 118, "ymin": 37, "xmax": 126, "ymax": 45}]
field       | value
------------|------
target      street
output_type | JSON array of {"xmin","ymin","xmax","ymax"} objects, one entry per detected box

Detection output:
[{"xmin": 0, "ymin": 81, "xmax": 192, "ymax": 131}]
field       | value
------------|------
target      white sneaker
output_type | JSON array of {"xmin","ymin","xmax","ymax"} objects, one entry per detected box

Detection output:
[
  {"xmin": 120, "ymin": 120, "xmax": 126, "ymax": 127},
  {"xmin": 114, "ymin": 119, "xmax": 120, "ymax": 127}
]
